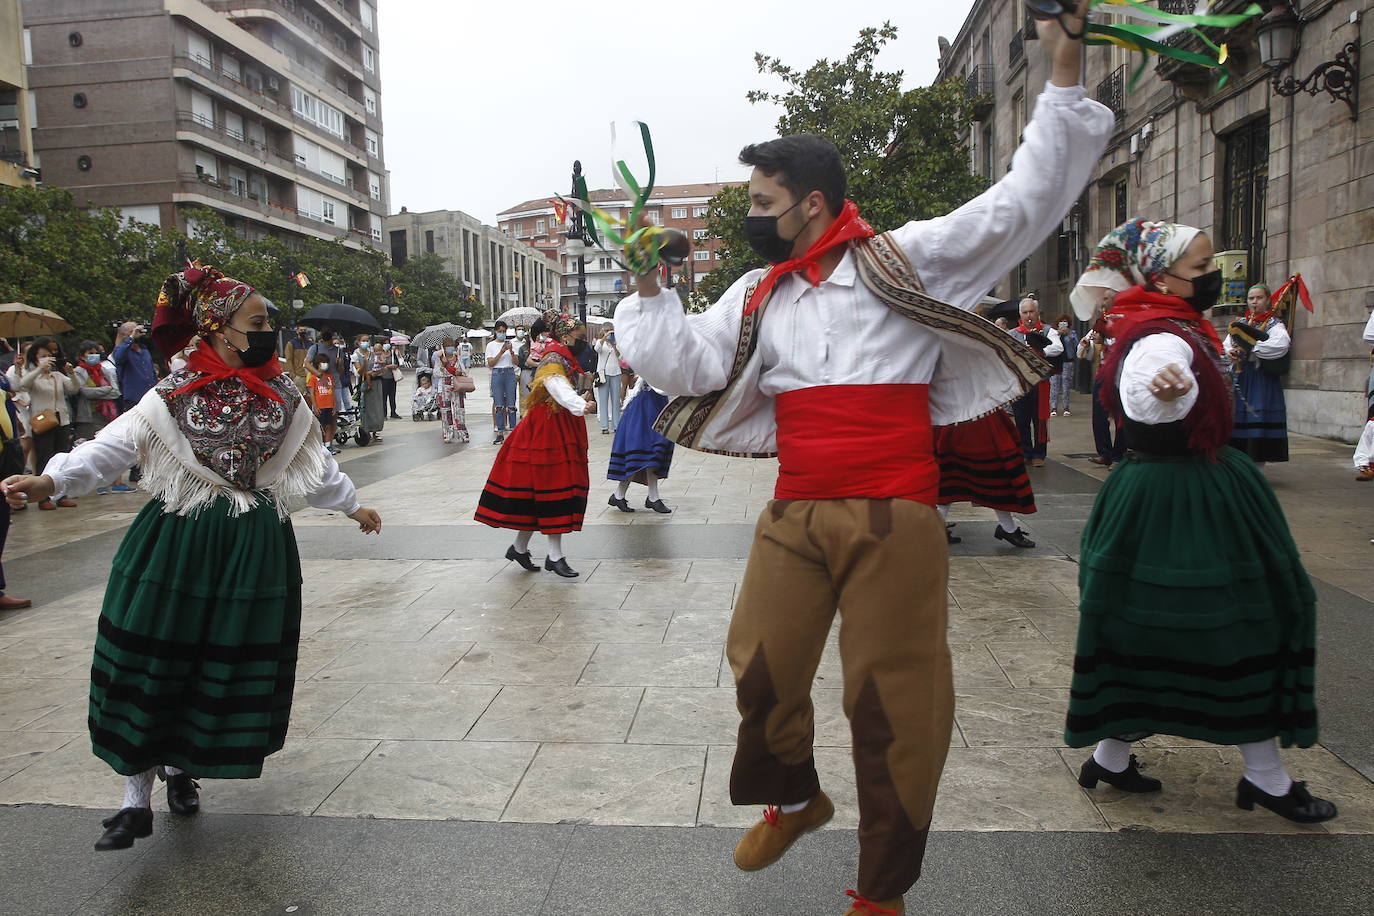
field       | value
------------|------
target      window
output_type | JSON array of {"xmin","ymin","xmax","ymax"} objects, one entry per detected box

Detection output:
[
  {"xmin": 360, "ymin": 1, "xmax": 375, "ymax": 30},
  {"xmin": 1221, "ymin": 118, "xmax": 1269, "ymax": 287},
  {"xmin": 321, "ymin": 200, "xmax": 336, "ymax": 224},
  {"xmin": 194, "ymin": 150, "xmax": 217, "ymax": 181},
  {"xmin": 693, "ymin": 228, "xmax": 708, "ymax": 240},
  {"xmin": 980, "ymin": 123, "xmax": 994, "ymax": 179},
  {"xmin": 367, "ymin": 170, "xmax": 380, "ymax": 200},
  {"xmin": 187, "ymin": 31, "xmax": 212, "ymax": 68},
  {"xmin": 536, "ymin": 219, "xmax": 545, "ymax": 234},
  {"xmin": 220, "ymin": 54, "xmax": 241, "ymax": 82},
  {"xmin": 390, "ymin": 228, "xmax": 407, "ymax": 267},
  {"xmin": 363, "ymin": 45, "xmax": 375, "ymax": 72},
  {"xmin": 365, "ymin": 129, "xmax": 378, "ymax": 156},
  {"xmin": 364, "ymin": 87, "xmax": 376, "ymax": 115},
  {"xmin": 1114, "ymin": 178, "xmax": 1128, "ymax": 225},
  {"xmin": 190, "ymin": 89, "xmax": 214, "ymax": 128},
  {"xmin": 648, "ymin": 210, "xmax": 661, "ymax": 225},
  {"xmin": 291, "ymin": 86, "xmax": 344, "ymax": 138},
  {"xmin": 598, "ymin": 257, "xmax": 615, "ymax": 270},
  {"xmin": 692, "ymin": 205, "xmax": 708, "ymax": 217},
  {"xmin": 670, "ymin": 207, "xmax": 687, "ymax": 219},
  {"xmin": 693, "ymin": 250, "xmax": 711, "ymax": 261},
  {"xmin": 222, "ymin": 110, "xmax": 244, "ymax": 141},
  {"xmin": 425, "ymin": 229, "xmax": 435, "ymax": 253}
]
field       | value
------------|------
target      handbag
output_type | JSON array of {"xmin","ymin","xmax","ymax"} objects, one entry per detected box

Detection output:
[
  {"xmin": 29, "ymin": 409, "xmax": 59, "ymax": 436},
  {"xmin": 452, "ymin": 373, "xmax": 476, "ymax": 394}
]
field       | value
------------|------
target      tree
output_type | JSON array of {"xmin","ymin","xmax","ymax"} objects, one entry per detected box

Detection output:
[{"xmin": 698, "ymin": 23, "xmax": 987, "ymax": 304}]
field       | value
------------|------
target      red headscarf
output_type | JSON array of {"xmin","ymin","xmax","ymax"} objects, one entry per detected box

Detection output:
[
  {"xmin": 744, "ymin": 199, "xmax": 874, "ymax": 316},
  {"xmin": 152, "ymin": 261, "xmax": 257, "ymax": 357}
]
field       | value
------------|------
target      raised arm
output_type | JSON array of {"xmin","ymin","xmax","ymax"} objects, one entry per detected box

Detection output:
[{"xmin": 614, "ymin": 270, "xmax": 759, "ymax": 397}]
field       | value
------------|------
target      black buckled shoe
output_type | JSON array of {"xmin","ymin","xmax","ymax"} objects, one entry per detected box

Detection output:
[
  {"xmin": 159, "ymin": 766, "xmax": 200, "ymax": 816},
  {"xmin": 1236, "ymin": 778, "xmax": 1338, "ymax": 823},
  {"xmin": 945, "ymin": 523, "xmax": 961, "ymax": 544},
  {"xmin": 608, "ymin": 494, "xmax": 635, "ymax": 513},
  {"xmin": 505, "ymin": 545, "xmax": 541, "ymax": 572},
  {"xmin": 544, "ymin": 557, "xmax": 579, "ymax": 578},
  {"xmin": 644, "ymin": 499, "xmax": 672, "ymax": 514},
  {"xmin": 994, "ymin": 526, "xmax": 1036, "ymax": 549},
  {"xmin": 94, "ymin": 807, "xmax": 153, "ymax": 851},
  {"xmin": 1078, "ymin": 755, "xmax": 1162, "ymax": 793}
]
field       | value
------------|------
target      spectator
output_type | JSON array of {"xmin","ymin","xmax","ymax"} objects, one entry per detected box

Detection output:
[
  {"xmin": 5, "ymin": 343, "xmax": 33, "ymax": 479},
  {"xmin": 308, "ymin": 352, "xmax": 339, "ymax": 455},
  {"xmin": 569, "ymin": 321, "xmax": 598, "ymax": 399},
  {"xmin": 306, "ymin": 328, "xmax": 348, "ymax": 415},
  {"xmin": 594, "ymin": 324, "xmax": 624, "ymax": 435},
  {"xmin": 1050, "ymin": 314, "xmax": 1079, "ymax": 416},
  {"xmin": 378, "ymin": 342, "xmax": 401, "ymax": 419},
  {"xmin": 284, "ymin": 325, "xmax": 314, "ymax": 391},
  {"xmin": 111, "ymin": 321, "xmax": 158, "ymax": 412},
  {"xmin": 15, "ymin": 336, "xmax": 79, "ymax": 509},
  {"xmin": 0, "ymin": 368, "xmax": 26, "ymax": 608},
  {"xmin": 459, "ymin": 338, "xmax": 473, "ymax": 370}
]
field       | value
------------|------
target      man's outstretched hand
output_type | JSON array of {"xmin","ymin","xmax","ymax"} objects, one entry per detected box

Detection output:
[{"xmin": 1035, "ymin": 1, "xmax": 1088, "ymax": 88}]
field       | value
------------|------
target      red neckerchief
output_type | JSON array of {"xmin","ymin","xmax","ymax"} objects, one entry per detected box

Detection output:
[
  {"xmin": 1104, "ymin": 286, "xmax": 1223, "ymax": 356},
  {"xmin": 541, "ymin": 341, "xmax": 582, "ymax": 377},
  {"xmin": 1016, "ymin": 319, "xmax": 1043, "ymax": 334},
  {"xmin": 744, "ymin": 199, "xmax": 874, "ymax": 316},
  {"xmin": 1242, "ymin": 309, "xmax": 1275, "ymax": 328},
  {"xmin": 171, "ymin": 340, "xmax": 285, "ymax": 403}
]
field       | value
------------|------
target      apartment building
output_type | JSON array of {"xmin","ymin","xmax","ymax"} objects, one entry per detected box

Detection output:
[
  {"xmin": 1, "ymin": 0, "xmax": 37, "ymax": 186},
  {"xmin": 384, "ymin": 208, "xmax": 562, "ymax": 316},
  {"xmin": 22, "ymin": 0, "xmax": 387, "ymax": 248},
  {"xmin": 938, "ymin": 0, "xmax": 1371, "ymax": 439},
  {"xmin": 497, "ymin": 182, "xmax": 737, "ymax": 316}
]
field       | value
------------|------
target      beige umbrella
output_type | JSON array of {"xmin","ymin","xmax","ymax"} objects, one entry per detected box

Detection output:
[{"xmin": 0, "ymin": 303, "xmax": 73, "ymax": 338}]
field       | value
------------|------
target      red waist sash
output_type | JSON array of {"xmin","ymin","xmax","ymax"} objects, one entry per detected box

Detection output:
[{"xmin": 774, "ymin": 384, "xmax": 936, "ymax": 503}]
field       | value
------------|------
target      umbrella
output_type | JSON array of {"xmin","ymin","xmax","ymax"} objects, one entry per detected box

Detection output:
[
  {"xmin": 984, "ymin": 299, "xmax": 1020, "ymax": 323},
  {"xmin": 0, "ymin": 302, "xmax": 72, "ymax": 338},
  {"xmin": 585, "ymin": 314, "xmax": 612, "ymax": 326},
  {"xmin": 298, "ymin": 303, "xmax": 381, "ymax": 337},
  {"xmin": 389, "ymin": 334, "xmax": 411, "ymax": 346},
  {"xmin": 466, "ymin": 328, "xmax": 492, "ymax": 339},
  {"xmin": 496, "ymin": 306, "xmax": 541, "ymax": 327},
  {"xmin": 410, "ymin": 322, "xmax": 467, "ymax": 349}
]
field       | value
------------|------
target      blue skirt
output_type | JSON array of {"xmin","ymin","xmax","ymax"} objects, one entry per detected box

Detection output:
[
  {"xmin": 608, "ymin": 390, "xmax": 674, "ymax": 484},
  {"xmin": 1230, "ymin": 363, "xmax": 1288, "ymax": 462}
]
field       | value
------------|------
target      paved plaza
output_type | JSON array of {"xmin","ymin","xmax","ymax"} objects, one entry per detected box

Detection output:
[{"xmin": 1, "ymin": 371, "xmax": 1372, "ymax": 915}]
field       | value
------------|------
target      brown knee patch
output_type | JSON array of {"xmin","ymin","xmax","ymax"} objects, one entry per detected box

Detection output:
[
  {"xmin": 730, "ymin": 644, "xmax": 820, "ymax": 806},
  {"xmin": 867, "ymin": 499, "xmax": 893, "ymax": 540},
  {"xmin": 851, "ymin": 674, "xmax": 931, "ymax": 899}
]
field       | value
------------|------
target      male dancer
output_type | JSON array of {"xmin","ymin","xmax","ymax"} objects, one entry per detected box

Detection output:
[
  {"xmin": 615, "ymin": 8, "xmax": 1110, "ymax": 913},
  {"xmin": 1008, "ymin": 296, "xmax": 1063, "ymax": 468}
]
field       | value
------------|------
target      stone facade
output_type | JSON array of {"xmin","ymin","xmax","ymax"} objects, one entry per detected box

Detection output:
[
  {"xmin": 0, "ymin": 0, "xmax": 36, "ymax": 187},
  {"xmin": 938, "ymin": 0, "xmax": 1372, "ymax": 440}
]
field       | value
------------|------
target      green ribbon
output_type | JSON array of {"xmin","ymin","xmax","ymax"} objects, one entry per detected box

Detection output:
[
  {"xmin": 567, "ymin": 122, "xmax": 674, "ymax": 275},
  {"xmin": 1081, "ymin": 1, "xmax": 1261, "ymax": 91}
]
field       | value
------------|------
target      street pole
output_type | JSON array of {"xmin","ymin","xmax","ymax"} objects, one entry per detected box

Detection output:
[{"xmin": 572, "ymin": 160, "xmax": 588, "ymax": 325}]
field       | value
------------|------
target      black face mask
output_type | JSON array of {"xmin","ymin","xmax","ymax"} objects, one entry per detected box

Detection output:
[
  {"xmin": 744, "ymin": 198, "xmax": 811, "ymax": 264},
  {"xmin": 226, "ymin": 328, "xmax": 278, "ymax": 368},
  {"xmin": 1170, "ymin": 268, "xmax": 1223, "ymax": 313}
]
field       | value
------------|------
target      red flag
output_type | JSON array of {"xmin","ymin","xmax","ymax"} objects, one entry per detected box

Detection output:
[{"xmin": 1271, "ymin": 273, "xmax": 1314, "ymax": 313}]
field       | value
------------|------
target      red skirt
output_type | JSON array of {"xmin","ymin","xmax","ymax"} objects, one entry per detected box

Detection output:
[
  {"xmin": 475, "ymin": 402, "xmax": 589, "ymax": 533},
  {"xmin": 934, "ymin": 411, "xmax": 1036, "ymax": 513}
]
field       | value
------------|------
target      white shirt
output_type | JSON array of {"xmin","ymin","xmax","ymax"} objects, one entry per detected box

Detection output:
[
  {"xmin": 616, "ymin": 83, "xmax": 1113, "ymax": 404},
  {"xmin": 1119, "ymin": 333, "xmax": 1200, "ymax": 425},
  {"xmin": 486, "ymin": 339, "xmax": 517, "ymax": 369},
  {"xmin": 542, "ymin": 372, "xmax": 587, "ymax": 416},
  {"xmin": 594, "ymin": 338, "xmax": 623, "ymax": 376}
]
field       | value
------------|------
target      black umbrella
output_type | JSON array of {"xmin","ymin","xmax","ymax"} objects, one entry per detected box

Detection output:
[
  {"xmin": 298, "ymin": 303, "xmax": 382, "ymax": 337},
  {"xmin": 985, "ymin": 299, "xmax": 1020, "ymax": 323}
]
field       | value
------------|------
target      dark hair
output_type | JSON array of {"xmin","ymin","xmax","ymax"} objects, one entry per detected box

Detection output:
[
  {"xmin": 27, "ymin": 336, "xmax": 59, "ymax": 365},
  {"xmin": 529, "ymin": 318, "xmax": 548, "ymax": 339},
  {"xmin": 494, "ymin": 321, "xmax": 508, "ymax": 331},
  {"xmin": 739, "ymin": 134, "xmax": 845, "ymax": 216}
]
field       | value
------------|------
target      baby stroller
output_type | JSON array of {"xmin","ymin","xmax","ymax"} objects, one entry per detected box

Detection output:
[
  {"xmin": 333, "ymin": 405, "xmax": 372, "ymax": 447},
  {"xmin": 412, "ymin": 368, "xmax": 439, "ymax": 421}
]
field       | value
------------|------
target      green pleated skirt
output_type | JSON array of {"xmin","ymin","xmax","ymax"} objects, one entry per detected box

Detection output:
[
  {"xmin": 89, "ymin": 496, "xmax": 303, "ymax": 778},
  {"xmin": 1065, "ymin": 447, "xmax": 1317, "ymax": 749}
]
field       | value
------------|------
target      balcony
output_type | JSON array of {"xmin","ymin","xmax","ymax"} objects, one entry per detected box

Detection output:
[
  {"xmin": 176, "ymin": 110, "xmax": 294, "ymax": 167},
  {"xmin": 1009, "ymin": 30, "xmax": 1024, "ymax": 68},
  {"xmin": 175, "ymin": 171, "xmax": 363, "ymax": 247},
  {"xmin": 1095, "ymin": 65, "xmax": 1126, "ymax": 122},
  {"xmin": 175, "ymin": 54, "xmax": 291, "ymax": 119},
  {"xmin": 206, "ymin": 0, "xmax": 362, "ymax": 69},
  {"xmin": 965, "ymin": 65, "xmax": 994, "ymax": 120}
]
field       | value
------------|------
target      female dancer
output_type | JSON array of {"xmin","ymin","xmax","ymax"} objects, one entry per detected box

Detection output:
[
  {"xmin": 475, "ymin": 313, "xmax": 589, "ymax": 577},
  {"xmin": 1064, "ymin": 219, "xmax": 1334, "ymax": 824},
  {"xmin": 934, "ymin": 410, "xmax": 1036, "ymax": 547},
  {"xmin": 1227, "ymin": 284, "xmax": 1290, "ymax": 464},
  {"xmin": 607, "ymin": 375, "xmax": 673, "ymax": 514},
  {"xmin": 2, "ymin": 264, "xmax": 382, "ymax": 850}
]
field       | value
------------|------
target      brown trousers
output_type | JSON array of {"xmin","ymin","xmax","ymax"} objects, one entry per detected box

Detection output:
[{"xmin": 727, "ymin": 498, "xmax": 953, "ymax": 901}]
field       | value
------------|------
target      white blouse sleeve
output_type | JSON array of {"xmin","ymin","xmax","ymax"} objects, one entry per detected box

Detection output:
[
  {"xmin": 1043, "ymin": 327, "xmax": 1064, "ymax": 358},
  {"xmin": 1252, "ymin": 321, "xmax": 1291, "ymax": 360},
  {"xmin": 1120, "ymin": 333, "xmax": 1201, "ymax": 425},
  {"xmin": 44, "ymin": 410, "xmax": 140, "ymax": 499},
  {"xmin": 307, "ymin": 445, "xmax": 361, "ymax": 515},
  {"xmin": 890, "ymin": 83, "xmax": 1115, "ymax": 309},
  {"xmin": 544, "ymin": 372, "xmax": 587, "ymax": 416},
  {"xmin": 614, "ymin": 270, "xmax": 760, "ymax": 397}
]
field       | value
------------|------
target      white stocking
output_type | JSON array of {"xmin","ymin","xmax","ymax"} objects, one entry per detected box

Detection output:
[
  {"xmin": 936, "ymin": 504, "xmax": 950, "ymax": 520},
  {"xmin": 1092, "ymin": 738, "xmax": 1133, "ymax": 773},
  {"xmin": 162, "ymin": 765, "xmax": 184, "ymax": 777},
  {"xmin": 122, "ymin": 768, "xmax": 156, "ymax": 810},
  {"xmin": 1238, "ymin": 738, "xmax": 1293, "ymax": 796},
  {"xmin": 779, "ymin": 798, "xmax": 810, "ymax": 814},
  {"xmin": 645, "ymin": 470, "xmax": 661, "ymax": 502},
  {"xmin": 546, "ymin": 533, "xmax": 565, "ymax": 562},
  {"xmin": 513, "ymin": 530, "xmax": 533, "ymax": 553},
  {"xmin": 615, "ymin": 480, "xmax": 630, "ymax": 500},
  {"xmin": 996, "ymin": 510, "xmax": 1017, "ymax": 533}
]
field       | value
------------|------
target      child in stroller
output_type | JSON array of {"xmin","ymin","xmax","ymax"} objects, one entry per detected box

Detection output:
[{"xmin": 412, "ymin": 368, "xmax": 440, "ymax": 421}]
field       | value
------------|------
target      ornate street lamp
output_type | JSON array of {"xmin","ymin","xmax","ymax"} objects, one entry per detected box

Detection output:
[
  {"xmin": 566, "ymin": 160, "xmax": 596, "ymax": 325},
  {"xmin": 1257, "ymin": 2, "xmax": 1360, "ymax": 122}
]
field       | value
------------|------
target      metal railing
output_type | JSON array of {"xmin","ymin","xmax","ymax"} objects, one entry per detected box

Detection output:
[
  {"xmin": 965, "ymin": 65, "xmax": 994, "ymax": 118},
  {"xmin": 174, "ymin": 55, "xmax": 292, "ymax": 118},
  {"xmin": 1009, "ymin": 30, "xmax": 1024, "ymax": 66},
  {"xmin": 204, "ymin": 0, "xmax": 362, "ymax": 65},
  {"xmin": 175, "ymin": 111, "xmax": 295, "ymax": 167},
  {"xmin": 1096, "ymin": 65, "xmax": 1126, "ymax": 120}
]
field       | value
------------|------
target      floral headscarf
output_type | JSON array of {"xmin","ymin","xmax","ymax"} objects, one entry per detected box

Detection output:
[
  {"xmin": 545, "ymin": 310, "xmax": 578, "ymax": 341},
  {"xmin": 153, "ymin": 261, "xmax": 258, "ymax": 355},
  {"xmin": 1069, "ymin": 218, "xmax": 1201, "ymax": 320}
]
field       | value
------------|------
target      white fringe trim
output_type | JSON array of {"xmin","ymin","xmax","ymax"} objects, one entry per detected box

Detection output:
[{"xmin": 127, "ymin": 410, "xmax": 328, "ymax": 520}]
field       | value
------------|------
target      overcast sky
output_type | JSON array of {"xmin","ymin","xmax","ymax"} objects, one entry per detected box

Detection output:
[{"xmin": 379, "ymin": 0, "xmax": 980, "ymax": 224}]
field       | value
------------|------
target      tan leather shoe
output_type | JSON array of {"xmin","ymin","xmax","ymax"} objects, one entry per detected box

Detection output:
[
  {"xmin": 733, "ymin": 791, "xmax": 834, "ymax": 872},
  {"xmin": 0, "ymin": 595, "xmax": 32, "ymax": 609},
  {"xmin": 843, "ymin": 890, "xmax": 905, "ymax": 915}
]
